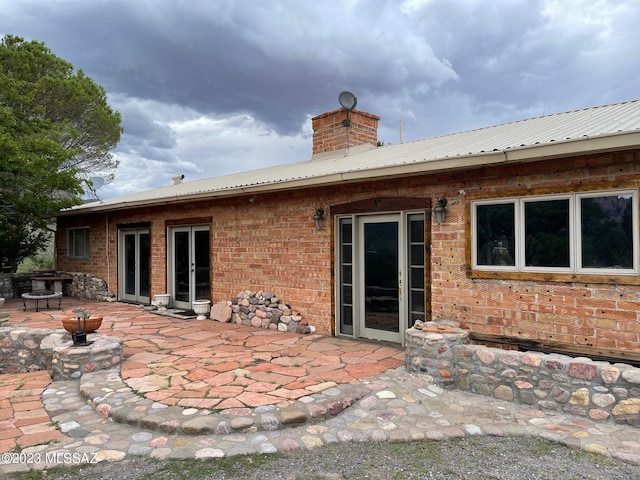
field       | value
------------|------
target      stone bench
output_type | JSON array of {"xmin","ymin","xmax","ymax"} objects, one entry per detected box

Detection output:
[{"xmin": 31, "ymin": 276, "xmax": 71, "ymax": 294}]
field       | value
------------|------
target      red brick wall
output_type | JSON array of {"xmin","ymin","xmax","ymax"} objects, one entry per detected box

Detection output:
[
  {"xmin": 56, "ymin": 148, "xmax": 640, "ymax": 352},
  {"xmin": 430, "ymin": 150, "xmax": 640, "ymax": 352},
  {"xmin": 56, "ymin": 213, "xmax": 111, "ymax": 281},
  {"xmin": 311, "ymin": 109, "xmax": 380, "ymax": 155}
]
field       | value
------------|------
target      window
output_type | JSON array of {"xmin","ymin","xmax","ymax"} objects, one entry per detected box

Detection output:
[
  {"xmin": 472, "ymin": 190, "xmax": 637, "ymax": 275},
  {"xmin": 524, "ymin": 196, "xmax": 570, "ymax": 269},
  {"xmin": 408, "ymin": 214, "xmax": 426, "ymax": 323},
  {"xmin": 338, "ymin": 218, "xmax": 354, "ymax": 335},
  {"xmin": 579, "ymin": 193, "xmax": 635, "ymax": 270},
  {"xmin": 67, "ymin": 227, "xmax": 89, "ymax": 259}
]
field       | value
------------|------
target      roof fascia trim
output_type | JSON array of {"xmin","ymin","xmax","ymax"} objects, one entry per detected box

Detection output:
[{"xmin": 57, "ymin": 131, "xmax": 640, "ymax": 216}]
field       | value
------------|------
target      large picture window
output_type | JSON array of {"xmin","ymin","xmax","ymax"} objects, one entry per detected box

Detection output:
[
  {"xmin": 472, "ymin": 190, "xmax": 637, "ymax": 275},
  {"xmin": 67, "ymin": 227, "xmax": 89, "ymax": 259}
]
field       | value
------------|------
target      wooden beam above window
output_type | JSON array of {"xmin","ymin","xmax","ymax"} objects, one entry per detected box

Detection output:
[{"xmin": 469, "ymin": 332, "xmax": 640, "ymax": 366}]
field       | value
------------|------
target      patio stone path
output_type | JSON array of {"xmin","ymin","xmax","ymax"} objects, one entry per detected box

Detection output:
[{"xmin": 1, "ymin": 298, "xmax": 640, "ymax": 475}]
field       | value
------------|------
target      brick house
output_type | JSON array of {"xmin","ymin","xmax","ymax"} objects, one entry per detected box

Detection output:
[{"xmin": 55, "ymin": 99, "xmax": 640, "ymax": 361}]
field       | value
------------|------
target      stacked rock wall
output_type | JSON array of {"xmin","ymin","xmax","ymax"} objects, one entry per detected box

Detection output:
[
  {"xmin": 406, "ymin": 322, "xmax": 640, "ymax": 426},
  {"xmin": 0, "ymin": 327, "xmax": 122, "ymax": 380},
  {"xmin": 0, "ymin": 329, "xmax": 57, "ymax": 374},
  {"xmin": 210, "ymin": 290, "xmax": 312, "ymax": 334},
  {"xmin": 61, "ymin": 272, "xmax": 115, "ymax": 301},
  {"xmin": 0, "ymin": 273, "xmax": 32, "ymax": 299},
  {"xmin": 0, "ymin": 272, "xmax": 114, "ymax": 301},
  {"xmin": 0, "ymin": 274, "xmax": 12, "ymax": 299}
]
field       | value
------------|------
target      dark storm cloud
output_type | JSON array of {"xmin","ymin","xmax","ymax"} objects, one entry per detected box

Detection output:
[
  {"xmin": 402, "ymin": 0, "xmax": 640, "ymax": 123},
  {"xmin": 115, "ymin": 98, "xmax": 178, "ymax": 162},
  {"xmin": 1, "ymin": 0, "xmax": 639, "ymax": 197},
  {"xmin": 14, "ymin": 0, "xmax": 455, "ymax": 136}
]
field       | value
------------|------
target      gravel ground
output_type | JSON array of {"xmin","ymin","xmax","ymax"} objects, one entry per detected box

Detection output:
[{"xmin": 8, "ymin": 436, "xmax": 640, "ymax": 480}]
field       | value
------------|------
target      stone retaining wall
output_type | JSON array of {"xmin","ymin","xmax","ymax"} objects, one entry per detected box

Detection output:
[
  {"xmin": 0, "ymin": 329, "xmax": 58, "ymax": 374},
  {"xmin": 0, "ymin": 273, "xmax": 32, "ymax": 299},
  {"xmin": 0, "ymin": 272, "xmax": 114, "ymax": 301},
  {"xmin": 406, "ymin": 321, "xmax": 640, "ymax": 426},
  {"xmin": 210, "ymin": 290, "xmax": 312, "ymax": 334},
  {"xmin": 0, "ymin": 274, "xmax": 13, "ymax": 298},
  {"xmin": 0, "ymin": 327, "xmax": 122, "ymax": 381},
  {"xmin": 58, "ymin": 272, "xmax": 115, "ymax": 301}
]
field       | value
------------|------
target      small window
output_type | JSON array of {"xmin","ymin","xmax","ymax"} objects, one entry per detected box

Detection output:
[
  {"xmin": 68, "ymin": 227, "xmax": 89, "ymax": 259},
  {"xmin": 472, "ymin": 190, "xmax": 638, "ymax": 275}
]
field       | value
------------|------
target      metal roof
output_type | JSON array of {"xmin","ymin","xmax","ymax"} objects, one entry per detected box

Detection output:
[{"xmin": 64, "ymin": 99, "xmax": 640, "ymax": 214}]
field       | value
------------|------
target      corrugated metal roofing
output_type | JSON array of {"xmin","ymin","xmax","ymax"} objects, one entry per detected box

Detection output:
[{"xmin": 66, "ymin": 99, "xmax": 640, "ymax": 213}]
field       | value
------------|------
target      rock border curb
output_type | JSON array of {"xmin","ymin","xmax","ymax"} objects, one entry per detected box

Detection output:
[
  {"xmin": 0, "ymin": 327, "xmax": 122, "ymax": 380},
  {"xmin": 80, "ymin": 368, "xmax": 374, "ymax": 435}
]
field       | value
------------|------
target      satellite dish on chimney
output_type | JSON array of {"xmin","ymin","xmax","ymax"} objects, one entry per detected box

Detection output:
[
  {"xmin": 86, "ymin": 176, "xmax": 106, "ymax": 201},
  {"xmin": 338, "ymin": 91, "xmax": 357, "ymax": 126},
  {"xmin": 339, "ymin": 91, "xmax": 357, "ymax": 110},
  {"xmin": 90, "ymin": 176, "xmax": 105, "ymax": 189}
]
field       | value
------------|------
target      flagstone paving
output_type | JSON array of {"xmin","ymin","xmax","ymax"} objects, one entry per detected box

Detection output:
[
  {"xmin": 1, "ymin": 298, "xmax": 640, "ymax": 475},
  {"xmin": 2, "ymin": 298, "xmax": 405, "ymax": 412},
  {"xmin": 0, "ymin": 297, "xmax": 405, "ymax": 453}
]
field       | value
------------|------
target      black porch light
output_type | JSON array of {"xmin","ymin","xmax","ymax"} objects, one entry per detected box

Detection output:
[
  {"xmin": 313, "ymin": 207, "xmax": 325, "ymax": 230},
  {"xmin": 434, "ymin": 197, "xmax": 448, "ymax": 225}
]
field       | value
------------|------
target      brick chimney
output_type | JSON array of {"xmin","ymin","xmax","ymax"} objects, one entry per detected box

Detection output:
[{"xmin": 311, "ymin": 108, "xmax": 380, "ymax": 158}]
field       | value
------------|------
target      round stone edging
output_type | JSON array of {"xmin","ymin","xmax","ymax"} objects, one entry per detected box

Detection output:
[
  {"xmin": 0, "ymin": 327, "xmax": 122, "ymax": 380},
  {"xmin": 0, "ymin": 325, "xmax": 388, "ymax": 436},
  {"xmin": 80, "ymin": 368, "xmax": 376, "ymax": 435}
]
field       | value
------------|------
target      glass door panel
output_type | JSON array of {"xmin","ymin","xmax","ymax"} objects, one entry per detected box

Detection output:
[
  {"xmin": 170, "ymin": 226, "xmax": 210, "ymax": 310},
  {"xmin": 194, "ymin": 229, "xmax": 211, "ymax": 300},
  {"xmin": 408, "ymin": 214, "xmax": 426, "ymax": 324},
  {"xmin": 360, "ymin": 215, "xmax": 402, "ymax": 343},
  {"xmin": 120, "ymin": 229, "xmax": 150, "ymax": 304},
  {"xmin": 124, "ymin": 233, "xmax": 136, "ymax": 296},
  {"xmin": 363, "ymin": 221, "xmax": 399, "ymax": 332},
  {"xmin": 139, "ymin": 233, "xmax": 150, "ymax": 298},
  {"xmin": 173, "ymin": 229, "xmax": 191, "ymax": 305},
  {"xmin": 338, "ymin": 219, "xmax": 354, "ymax": 335}
]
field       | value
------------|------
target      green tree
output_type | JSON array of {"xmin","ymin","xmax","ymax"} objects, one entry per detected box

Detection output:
[{"xmin": 0, "ymin": 35, "xmax": 122, "ymax": 271}]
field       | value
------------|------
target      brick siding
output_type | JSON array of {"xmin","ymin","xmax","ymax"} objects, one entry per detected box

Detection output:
[
  {"xmin": 56, "ymin": 149, "xmax": 640, "ymax": 352},
  {"xmin": 311, "ymin": 108, "xmax": 379, "ymax": 155}
]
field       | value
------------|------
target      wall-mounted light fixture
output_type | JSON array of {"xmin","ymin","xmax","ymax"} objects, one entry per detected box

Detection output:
[
  {"xmin": 313, "ymin": 207, "xmax": 325, "ymax": 230},
  {"xmin": 433, "ymin": 197, "xmax": 448, "ymax": 225}
]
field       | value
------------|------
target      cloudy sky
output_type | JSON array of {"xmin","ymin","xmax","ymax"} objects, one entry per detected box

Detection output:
[{"xmin": 2, "ymin": 0, "xmax": 639, "ymax": 200}]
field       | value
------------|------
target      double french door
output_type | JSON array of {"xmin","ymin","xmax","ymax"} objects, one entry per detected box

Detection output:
[
  {"xmin": 120, "ymin": 229, "xmax": 150, "ymax": 304},
  {"xmin": 336, "ymin": 213, "xmax": 426, "ymax": 344},
  {"xmin": 169, "ymin": 225, "xmax": 211, "ymax": 310}
]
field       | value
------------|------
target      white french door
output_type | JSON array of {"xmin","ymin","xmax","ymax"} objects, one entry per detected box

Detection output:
[
  {"xmin": 119, "ymin": 229, "xmax": 150, "ymax": 304},
  {"xmin": 169, "ymin": 225, "xmax": 210, "ymax": 310},
  {"xmin": 336, "ymin": 212, "xmax": 426, "ymax": 344}
]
